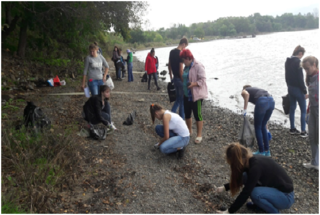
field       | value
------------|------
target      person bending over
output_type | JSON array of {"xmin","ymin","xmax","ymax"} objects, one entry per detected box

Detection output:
[
  {"xmin": 150, "ymin": 104, "xmax": 190, "ymax": 159},
  {"xmin": 241, "ymin": 85, "xmax": 274, "ymax": 156},
  {"xmin": 83, "ymin": 85, "xmax": 115, "ymax": 130},
  {"xmin": 215, "ymin": 143, "xmax": 294, "ymax": 214}
]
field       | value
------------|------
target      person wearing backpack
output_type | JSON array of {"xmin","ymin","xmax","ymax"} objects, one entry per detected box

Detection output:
[
  {"xmin": 302, "ymin": 56, "xmax": 319, "ymax": 170},
  {"xmin": 82, "ymin": 43, "xmax": 109, "ymax": 96},
  {"xmin": 285, "ymin": 45, "xmax": 308, "ymax": 137},
  {"xmin": 83, "ymin": 85, "xmax": 116, "ymax": 130},
  {"xmin": 241, "ymin": 85, "xmax": 274, "ymax": 157}
]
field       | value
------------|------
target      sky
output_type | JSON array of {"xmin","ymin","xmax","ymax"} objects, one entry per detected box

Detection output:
[{"xmin": 142, "ymin": 0, "xmax": 319, "ymax": 30}]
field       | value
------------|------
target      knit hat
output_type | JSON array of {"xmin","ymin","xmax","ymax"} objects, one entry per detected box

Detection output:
[{"xmin": 126, "ymin": 49, "xmax": 131, "ymax": 53}]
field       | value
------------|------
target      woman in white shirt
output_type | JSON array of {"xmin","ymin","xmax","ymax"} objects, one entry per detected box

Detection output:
[{"xmin": 150, "ymin": 104, "xmax": 190, "ymax": 158}]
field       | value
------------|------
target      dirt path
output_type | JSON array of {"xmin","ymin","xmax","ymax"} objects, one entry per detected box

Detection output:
[{"xmin": 4, "ymin": 67, "xmax": 318, "ymax": 214}]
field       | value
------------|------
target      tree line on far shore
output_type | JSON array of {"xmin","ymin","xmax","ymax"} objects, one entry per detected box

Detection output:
[{"xmin": 129, "ymin": 12, "xmax": 319, "ymax": 43}]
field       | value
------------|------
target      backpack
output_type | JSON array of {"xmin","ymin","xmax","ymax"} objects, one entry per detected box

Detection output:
[
  {"xmin": 282, "ymin": 94, "xmax": 290, "ymax": 115},
  {"xmin": 24, "ymin": 102, "xmax": 51, "ymax": 132},
  {"xmin": 141, "ymin": 73, "xmax": 147, "ymax": 82}
]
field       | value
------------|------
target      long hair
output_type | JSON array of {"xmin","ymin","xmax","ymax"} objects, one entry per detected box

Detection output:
[
  {"xmin": 99, "ymin": 85, "xmax": 110, "ymax": 99},
  {"xmin": 225, "ymin": 143, "xmax": 252, "ymax": 196},
  {"xmin": 150, "ymin": 104, "xmax": 163, "ymax": 124}
]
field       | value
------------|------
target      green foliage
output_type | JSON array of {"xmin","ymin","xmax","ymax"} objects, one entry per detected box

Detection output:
[
  {"xmin": 1, "ymin": 200, "xmax": 26, "ymax": 214},
  {"xmin": 2, "ymin": 99, "xmax": 19, "ymax": 112}
]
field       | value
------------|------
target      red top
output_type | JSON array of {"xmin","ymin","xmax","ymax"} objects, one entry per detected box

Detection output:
[{"xmin": 145, "ymin": 52, "xmax": 157, "ymax": 75}]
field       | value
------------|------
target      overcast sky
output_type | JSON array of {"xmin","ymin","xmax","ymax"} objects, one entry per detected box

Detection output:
[{"xmin": 142, "ymin": 0, "xmax": 319, "ymax": 30}]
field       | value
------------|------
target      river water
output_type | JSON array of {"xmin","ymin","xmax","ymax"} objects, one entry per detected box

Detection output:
[{"xmin": 135, "ymin": 29, "xmax": 319, "ymax": 128}]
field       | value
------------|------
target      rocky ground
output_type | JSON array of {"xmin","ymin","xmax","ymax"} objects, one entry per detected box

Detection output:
[{"xmin": 1, "ymin": 55, "xmax": 319, "ymax": 214}]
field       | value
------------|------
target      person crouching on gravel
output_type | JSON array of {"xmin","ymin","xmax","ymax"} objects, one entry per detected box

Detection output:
[
  {"xmin": 301, "ymin": 56, "xmax": 319, "ymax": 170},
  {"xmin": 215, "ymin": 143, "xmax": 294, "ymax": 214},
  {"xmin": 150, "ymin": 104, "xmax": 190, "ymax": 159},
  {"xmin": 83, "ymin": 85, "xmax": 116, "ymax": 130}
]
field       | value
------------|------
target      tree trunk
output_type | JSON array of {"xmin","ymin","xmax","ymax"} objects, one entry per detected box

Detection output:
[{"xmin": 17, "ymin": 19, "xmax": 28, "ymax": 58}]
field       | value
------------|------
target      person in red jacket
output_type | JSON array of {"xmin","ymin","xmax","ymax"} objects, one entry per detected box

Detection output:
[{"xmin": 145, "ymin": 48, "xmax": 161, "ymax": 90}]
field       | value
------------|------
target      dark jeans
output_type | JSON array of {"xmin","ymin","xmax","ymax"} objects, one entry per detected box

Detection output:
[
  {"xmin": 148, "ymin": 73, "xmax": 159, "ymax": 89},
  {"xmin": 171, "ymin": 78, "xmax": 185, "ymax": 119},
  {"xmin": 127, "ymin": 62, "xmax": 133, "ymax": 82},
  {"xmin": 288, "ymin": 85, "xmax": 306, "ymax": 131},
  {"xmin": 254, "ymin": 97, "xmax": 275, "ymax": 152}
]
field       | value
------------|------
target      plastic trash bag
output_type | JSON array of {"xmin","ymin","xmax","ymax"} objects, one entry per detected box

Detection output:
[
  {"xmin": 89, "ymin": 124, "xmax": 107, "ymax": 140},
  {"xmin": 238, "ymin": 116, "xmax": 256, "ymax": 148},
  {"xmin": 167, "ymin": 82, "xmax": 176, "ymax": 103},
  {"xmin": 123, "ymin": 111, "xmax": 136, "ymax": 125},
  {"xmin": 282, "ymin": 94, "xmax": 290, "ymax": 115},
  {"xmin": 105, "ymin": 75, "xmax": 114, "ymax": 90}
]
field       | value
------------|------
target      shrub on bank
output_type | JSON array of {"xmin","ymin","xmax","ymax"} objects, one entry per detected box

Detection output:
[{"xmin": 1, "ymin": 124, "xmax": 83, "ymax": 213}]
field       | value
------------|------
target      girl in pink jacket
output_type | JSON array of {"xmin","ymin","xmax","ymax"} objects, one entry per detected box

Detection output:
[{"xmin": 180, "ymin": 49, "xmax": 208, "ymax": 144}]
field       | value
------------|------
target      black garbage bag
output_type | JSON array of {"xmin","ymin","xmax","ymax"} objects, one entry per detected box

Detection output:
[
  {"xmin": 89, "ymin": 124, "xmax": 107, "ymax": 140},
  {"xmin": 167, "ymin": 82, "xmax": 176, "ymax": 103},
  {"xmin": 23, "ymin": 101, "xmax": 51, "ymax": 133},
  {"xmin": 238, "ymin": 116, "xmax": 255, "ymax": 148},
  {"xmin": 123, "ymin": 111, "xmax": 137, "ymax": 125},
  {"xmin": 282, "ymin": 94, "xmax": 290, "ymax": 115}
]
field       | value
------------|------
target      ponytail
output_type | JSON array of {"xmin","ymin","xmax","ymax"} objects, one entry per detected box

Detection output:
[{"xmin": 150, "ymin": 104, "xmax": 163, "ymax": 124}]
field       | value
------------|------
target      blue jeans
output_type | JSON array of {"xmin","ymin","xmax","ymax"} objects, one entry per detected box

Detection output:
[
  {"xmin": 171, "ymin": 78, "xmax": 185, "ymax": 119},
  {"xmin": 88, "ymin": 79, "xmax": 104, "ymax": 96},
  {"xmin": 254, "ymin": 97, "xmax": 275, "ymax": 152},
  {"xmin": 155, "ymin": 125, "xmax": 190, "ymax": 154},
  {"xmin": 242, "ymin": 173, "xmax": 294, "ymax": 213},
  {"xmin": 101, "ymin": 101, "xmax": 111, "ymax": 125},
  {"xmin": 288, "ymin": 86, "xmax": 306, "ymax": 131},
  {"xmin": 127, "ymin": 62, "xmax": 133, "ymax": 82}
]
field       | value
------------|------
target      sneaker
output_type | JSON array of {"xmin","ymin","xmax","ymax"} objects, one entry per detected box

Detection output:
[
  {"xmin": 253, "ymin": 150, "xmax": 265, "ymax": 156},
  {"xmin": 303, "ymin": 162, "xmax": 319, "ymax": 170},
  {"xmin": 177, "ymin": 148, "xmax": 185, "ymax": 159},
  {"xmin": 300, "ymin": 131, "xmax": 308, "ymax": 138},
  {"xmin": 111, "ymin": 122, "xmax": 117, "ymax": 130},
  {"xmin": 289, "ymin": 128, "xmax": 300, "ymax": 135},
  {"xmin": 264, "ymin": 150, "xmax": 271, "ymax": 157},
  {"xmin": 154, "ymin": 142, "xmax": 160, "ymax": 149}
]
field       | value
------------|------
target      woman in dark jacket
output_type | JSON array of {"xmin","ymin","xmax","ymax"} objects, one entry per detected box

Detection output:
[
  {"xmin": 83, "ymin": 85, "xmax": 113, "ymax": 128},
  {"xmin": 215, "ymin": 143, "xmax": 294, "ymax": 214},
  {"xmin": 285, "ymin": 45, "xmax": 307, "ymax": 137},
  {"xmin": 112, "ymin": 46, "xmax": 121, "ymax": 80}
]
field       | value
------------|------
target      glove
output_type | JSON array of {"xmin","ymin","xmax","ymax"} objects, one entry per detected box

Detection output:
[
  {"xmin": 242, "ymin": 109, "xmax": 247, "ymax": 116},
  {"xmin": 154, "ymin": 142, "xmax": 160, "ymax": 149},
  {"xmin": 215, "ymin": 186, "xmax": 225, "ymax": 193}
]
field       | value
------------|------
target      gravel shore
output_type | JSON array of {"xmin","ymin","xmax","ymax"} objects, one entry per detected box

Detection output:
[{"xmin": 13, "ymin": 60, "xmax": 319, "ymax": 214}]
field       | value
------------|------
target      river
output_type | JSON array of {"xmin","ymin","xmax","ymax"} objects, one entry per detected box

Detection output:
[{"xmin": 135, "ymin": 29, "xmax": 319, "ymax": 128}]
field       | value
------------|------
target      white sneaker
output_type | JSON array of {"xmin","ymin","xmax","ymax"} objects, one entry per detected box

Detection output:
[
  {"xmin": 154, "ymin": 142, "xmax": 160, "ymax": 149},
  {"xmin": 111, "ymin": 122, "xmax": 117, "ymax": 130},
  {"xmin": 303, "ymin": 162, "xmax": 319, "ymax": 170}
]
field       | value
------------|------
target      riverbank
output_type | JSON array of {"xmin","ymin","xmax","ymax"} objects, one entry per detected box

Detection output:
[{"xmin": 1, "ymin": 55, "xmax": 318, "ymax": 213}]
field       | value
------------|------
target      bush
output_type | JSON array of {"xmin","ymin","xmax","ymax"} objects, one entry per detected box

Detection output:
[{"xmin": 1, "ymin": 125, "xmax": 83, "ymax": 213}]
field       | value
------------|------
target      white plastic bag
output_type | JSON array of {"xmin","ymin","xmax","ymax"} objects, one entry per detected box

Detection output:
[
  {"xmin": 105, "ymin": 76, "xmax": 114, "ymax": 90},
  {"xmin": 84, "ymin": 87, "xmax": 90, "ymax": 98}
]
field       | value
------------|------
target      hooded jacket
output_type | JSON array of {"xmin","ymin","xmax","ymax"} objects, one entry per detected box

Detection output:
[
  {"xmin": 83, "ymin": 95, "xmax": 109, "ymax": 126},
  {"xmin": 285, "ymin": 56, "xmax": 307, "ymax": 94},
  {"xmin": 145, "ymin": 52, "xmax": 157, "ymax": 75},
  {"xmin": 187, "ymin": 59, "xmax": 208, "ymax": 102}
]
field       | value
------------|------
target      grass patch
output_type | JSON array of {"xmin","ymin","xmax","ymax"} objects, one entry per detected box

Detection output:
[{"xmin": 1, "ymin": 125, "xmax": 83, "ymax": 213}]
